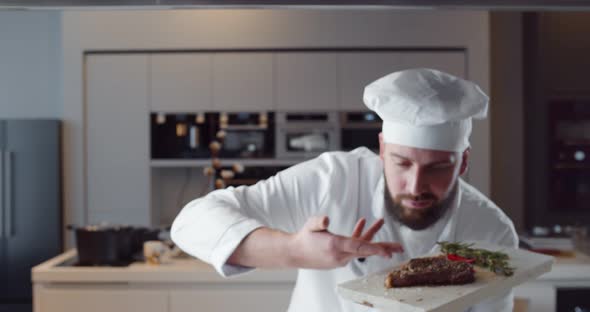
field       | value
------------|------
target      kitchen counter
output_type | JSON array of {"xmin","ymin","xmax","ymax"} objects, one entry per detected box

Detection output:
[
  {"xmin": 33, "ymin": 249, "xmax": 590, "ymax": 284},
  {"xmin": 32, "ymin": 249, "xmax": 297, "ymax": 284},
  {"xmin": 538, "ymin": 251, "xmax": 590, "ymax": 281},
  {"xmin": 32, "ymin": 249, "xmax": 590, "ymax": 312},
  {"xmin": 32, "ymin": 250, "xmax": 297, "ymax": 312}
]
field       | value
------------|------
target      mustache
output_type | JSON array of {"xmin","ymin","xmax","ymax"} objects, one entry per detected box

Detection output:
[{"xmin": 394, "ymin": 193, "xmax": 438, "ymax": 202}]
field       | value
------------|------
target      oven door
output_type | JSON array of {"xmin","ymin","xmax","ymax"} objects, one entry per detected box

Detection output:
[
  {"xmin": 150, "ymin": 113, "xmax": 212, "ymax": 159},
  {"xmin": 341, "ymin": 128, "xmax": 380, "ymax": 152},
  {"xmin": 551, "ymin": 168, "xmax": 590, "ymax": 213},
  {"xmin": 276, "ymin": 127, "xmax": 339, "ymax": 159},
  {"xmin": 340, "ymin": 111, "xmax": 381, "ymax": 152},
  {"xmin": 219, "ymin": 129, "xmax": 274, "ymax": 158}
]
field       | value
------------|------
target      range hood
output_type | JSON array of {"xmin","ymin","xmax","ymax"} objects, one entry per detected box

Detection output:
[{"xmin": 1, "ymin": 0, "xmax": 590, "ymax": 10}]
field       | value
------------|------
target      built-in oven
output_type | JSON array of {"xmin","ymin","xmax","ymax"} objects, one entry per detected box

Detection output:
[
  {"xmin": 549, "ymin": 99, "xmax": 590, "ymax": 218},
  {"xmin": 340, "ymin": 111, "xmax": 382, "ymax": 152},
  {"xmin": 151, "ymin": 112, "xmax": 214, "ymax": 159},
  {"xmin": 215, "ymin": 112, "xmax": 275, "ymax": 158},
  {"xmin": 223, "ymin": 166, "xmax": 290, "ymax": 188},
  {"xmin": 275, "ymin": 112, "xmax": 340, "ymax": 159},
  {"xmin": 556, "ymin": 287, "xmax": 590, "ymax": 312}
]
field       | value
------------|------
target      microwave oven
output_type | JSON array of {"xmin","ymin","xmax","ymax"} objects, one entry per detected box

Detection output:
[
  {"xmin": 275, "ymin": 112, "xmax": 340, "ymax": 159},
  {"xmin": 215, "ymin": 112, "xmax": 275, "ymax": 159}
]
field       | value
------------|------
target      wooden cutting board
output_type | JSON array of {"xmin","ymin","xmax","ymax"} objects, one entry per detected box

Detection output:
[{"xmin": 337, "ymin": 242, "xmax": 554, "ymax": 312}]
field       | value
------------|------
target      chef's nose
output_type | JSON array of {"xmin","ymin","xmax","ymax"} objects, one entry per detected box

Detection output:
[{"xmin": 407, "ymin": 167, "xmax": 428, "ymax": 195}]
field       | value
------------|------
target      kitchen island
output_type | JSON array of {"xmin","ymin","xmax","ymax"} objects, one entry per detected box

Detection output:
[
  {"xmin": 33, "ymin": 249, "xmax": 590, "ymax": 312},
  {"xmin": 32, "ymin": 250, "xmax": 297, "ymax": 312}
]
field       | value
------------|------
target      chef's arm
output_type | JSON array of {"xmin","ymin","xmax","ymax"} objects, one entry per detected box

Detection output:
[
  {"xmin": 227, "ymin": 216, "xmax": 402, "ymax": 269},
  {"xmin": 172, "ymin": 152, "xmax": 399, "ymax": 276}
]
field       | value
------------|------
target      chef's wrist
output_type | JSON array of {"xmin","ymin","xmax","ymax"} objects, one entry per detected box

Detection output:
[{"xmin": 284, "ymin": 232, "xmax": 303, "ymax": 268}]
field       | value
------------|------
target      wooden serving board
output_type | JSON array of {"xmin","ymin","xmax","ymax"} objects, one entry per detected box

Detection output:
[{"xmin": 337, "ymin": 243, "xmax": 554, "ymax": 312}]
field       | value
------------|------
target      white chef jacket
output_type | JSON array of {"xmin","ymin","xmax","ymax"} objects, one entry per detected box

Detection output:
[{"xmin": 171, "ymin": 147, "xmax": 518, "ymax": 312}]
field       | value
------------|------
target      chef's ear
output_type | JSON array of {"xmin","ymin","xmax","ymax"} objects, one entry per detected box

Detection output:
[
  {"xmin": 459, "ymin": 147, "xmax": 470, "ymax": 176},
  {"xmin": 379, "ymin": 132, "xmax": 385, "ymax": 161}
]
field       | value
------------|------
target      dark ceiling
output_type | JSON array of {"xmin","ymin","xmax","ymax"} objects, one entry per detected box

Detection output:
[{"xmin": 1, "ymin": 0, "xmax": 590, "ymax": 10}]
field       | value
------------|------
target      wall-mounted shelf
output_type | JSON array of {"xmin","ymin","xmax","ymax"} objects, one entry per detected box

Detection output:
[{"xmin": 150, "ymin": 158, "xmax": 305, "ymax": 168}]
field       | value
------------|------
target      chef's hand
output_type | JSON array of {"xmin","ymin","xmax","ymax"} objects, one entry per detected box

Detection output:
[{"xmin": 288, "ymin": 216, "xmax": 404, "ymax": 269}]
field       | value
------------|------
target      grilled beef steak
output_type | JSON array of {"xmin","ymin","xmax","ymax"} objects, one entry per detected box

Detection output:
[{"xmin": 385, "ymin": 255, "xmax": 475, "ymax": 288}]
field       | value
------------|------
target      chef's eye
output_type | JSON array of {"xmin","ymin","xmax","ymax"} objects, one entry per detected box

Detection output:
[{"xmin": 396, "ymin": 162, "xmax": 412, "ymax": 168}]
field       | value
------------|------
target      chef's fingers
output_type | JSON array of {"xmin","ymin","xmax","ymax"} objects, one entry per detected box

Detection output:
[
  {"xmin": 373, "ymin": 242, "xmax": 404, "ymax": 253},
  {"xmin": 351, "ymin": 218, "xmax": 366, "ymax": 238},
  {"xmin": 304, "ymin": 215, "xmax": 330, "ymax": 232},
  {"xmin": 361, "ymin": 218, "xmax": 385, "ymax": 241},
  {"xmin": 334, "ymin": 237, "xmax": 390, "ymax": 258}
]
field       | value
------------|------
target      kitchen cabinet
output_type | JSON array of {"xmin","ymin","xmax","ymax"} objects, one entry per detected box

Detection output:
[
  {"xmin": 150, "ymin": 53, "xmax": 213, "ymax": 112},
  {"xmin": 276, "ymin": 52, "xmax": 339, "ymax": 111},
  {"xmin": 339, "ymin": 51, "xmax": 466, "ymax": 111},
  {"xmin": 169, "ymin": 287, "xmax": 292, "ymax": 312},
  {"xmin": 85, "ymin": 54, "xmax": 151, "ymax": 225},
  {"xmin": 213, "ymin": 53, "xmax": 274, "ymax": 112},
  {"xmin": 397, "ymin": 51, "xmax": 465, "ymax": 78},
  {"xmin": 339, "ymin": 52, "xmax": 403, "ymax": 111},
  {"xmin": 36, "ymin": 287, "xmax": 168, "ymax": 312}
]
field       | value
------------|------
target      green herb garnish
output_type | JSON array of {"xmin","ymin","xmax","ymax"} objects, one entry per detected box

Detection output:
[{"xmin": 437, "ymin": 241, "xmax": 515, "ymax": 276}]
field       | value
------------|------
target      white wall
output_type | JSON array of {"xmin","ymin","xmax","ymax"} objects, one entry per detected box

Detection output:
[
  {"xmin": 0, "ymin": 11, "xmax": 61, "ymax": 118},
  {"xmin": 60, "ymin": 11, "xmax": 491, "ymax": 248}
]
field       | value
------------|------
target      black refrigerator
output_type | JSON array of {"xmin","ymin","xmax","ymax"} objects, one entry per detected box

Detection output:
[{"xmin": 0, "ymin": 120, "xmax": 61, "ymax": 312}]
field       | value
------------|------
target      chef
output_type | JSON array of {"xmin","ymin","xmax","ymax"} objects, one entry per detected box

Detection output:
[{"xmin": 171, "ymin": 68, "xmax": 518, "ymax": 312}]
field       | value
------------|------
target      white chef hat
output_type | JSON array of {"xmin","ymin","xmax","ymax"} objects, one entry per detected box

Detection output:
[{"xmin": 363, "ymin": 68, "xmax": 488, "ymax": 152}]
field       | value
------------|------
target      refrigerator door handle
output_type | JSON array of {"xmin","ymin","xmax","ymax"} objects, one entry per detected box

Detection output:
[
  {"xmin": 4, "ymin": 150, "xmax": 12, "ymax": 238},
  {"xmin": 0, "ymin": 150, "xmax": 3, "ymax": 238}
]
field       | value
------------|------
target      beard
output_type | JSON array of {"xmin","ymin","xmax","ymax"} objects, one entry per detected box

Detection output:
[{"xmin": 384, "ymin": 178, "xmax": 457, "ymax": 231}]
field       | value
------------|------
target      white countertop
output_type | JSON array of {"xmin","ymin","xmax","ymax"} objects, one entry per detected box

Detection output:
[
  {"xmin": 33, "ymin": 249, "xmax": 590, "ymax": 285},
  {"xmin": 537, "ymin": 251, "xmax": 590, "ymax": 282},
  {"xmin": 32, "ymin": 249, "xmax": 297, "ymax": 284}
]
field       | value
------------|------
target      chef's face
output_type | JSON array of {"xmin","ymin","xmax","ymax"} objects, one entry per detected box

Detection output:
[{"xmin": 379, "ymin": 133, "xmax": 469, "ymax": 229}]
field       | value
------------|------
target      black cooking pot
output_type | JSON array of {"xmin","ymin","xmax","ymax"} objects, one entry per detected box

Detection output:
[{"xmin": 68, "ymin": 225, "xmax": 162, "ymax": 266}]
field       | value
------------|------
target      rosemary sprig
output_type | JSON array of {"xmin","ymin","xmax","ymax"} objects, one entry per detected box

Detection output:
[{"xmin": 437, "ymin": 241, "xmax": 515, "ymax": 276}]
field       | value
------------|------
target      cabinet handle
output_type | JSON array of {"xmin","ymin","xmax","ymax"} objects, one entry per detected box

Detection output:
[{"xmin": 4, "ymin": 150, "xmax": 12, "ymax": 238}]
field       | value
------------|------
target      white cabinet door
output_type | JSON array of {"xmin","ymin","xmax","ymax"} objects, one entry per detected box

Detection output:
[
  {"xmin": 213, "ymin": 53, "xmax": 274, "ymax": 111},
  {"xmin": 397, "ymin": 51, "xmax": 466, "ymax": 78},
  {"xmin": 85, "ymin": 54, "xmax": 151, "ymax": 226},
  {"xmin": 276, "ymin": 53, "xmax": 339, "ymax": 111},
  {"xmin": 339, "ymin": 51, "xmax": 466, "ymax": 111},
  {"xmin": 170, "ymin": 286, "xmax": 293, "ymax": 312},
  {"xmin": 339, "ymin": 52, "xmax": 404, "ymax": 111},
  {"xmin": 150, "ymin": 53, "xmax": 213, "ymax": 112},
  {"xmin": 38, "ymin": 287, "xmax": 167, "ymax": 312}
]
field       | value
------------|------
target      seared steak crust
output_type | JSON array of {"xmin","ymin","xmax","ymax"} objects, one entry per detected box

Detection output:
[{"xmin": 385, "ymin": 255, "xmax": 475, "ymax": 288}]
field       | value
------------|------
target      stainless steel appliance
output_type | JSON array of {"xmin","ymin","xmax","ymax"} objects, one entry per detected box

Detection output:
[
  {"xmin": 275, "ymin": 112, "xmax": 340, "ymax": 159},
  {"xmin": 556, "ymin": 288, "xmax": 590, "ymax": 312},
  {"xmin": 548, "ymin": 100, "xmax": 590, "ymax": 220},
  {"xmin": 216, "ymin": 112, "xmax": 275, "ymax": 159},
  {"xmin": 0, "ymin": 120, "xmax": 61, "ymax": 312},
  {"xmin": 223, "ymin": 166, "xmax": 289, "ymax": 187},
  {"xmin": 151, "ymin": 112, "xmax": 214, "ymax": 159},
  {"xmin": 340, "ymin": 111, "xmax": 381, "ymax": 152}
]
